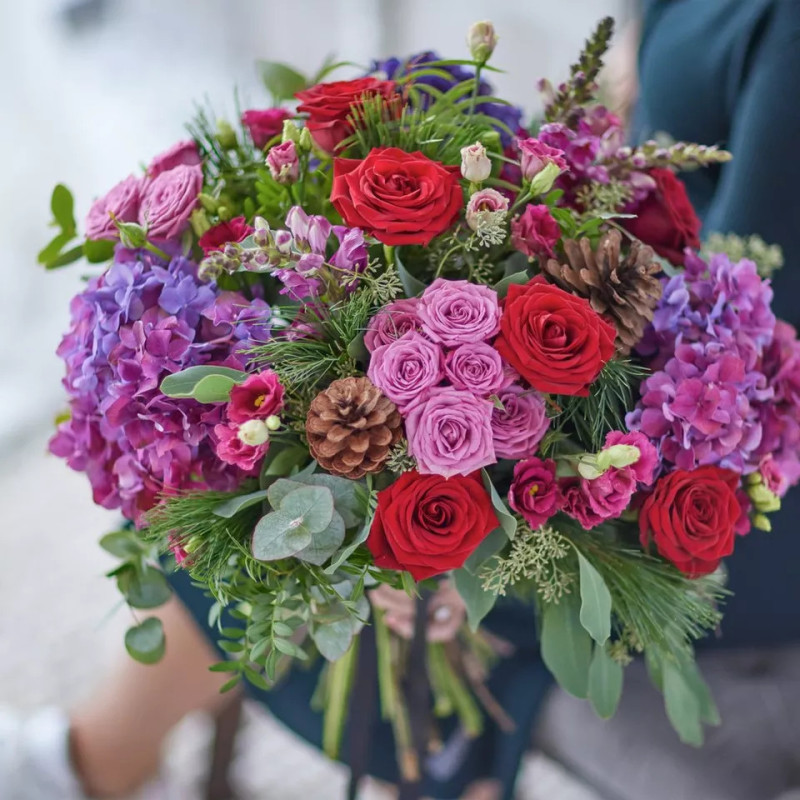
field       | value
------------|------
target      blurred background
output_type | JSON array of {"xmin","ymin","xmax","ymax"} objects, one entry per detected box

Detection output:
[{"xmin": 1, "ymin": 1, "xmax": 716, "ymax": 798}]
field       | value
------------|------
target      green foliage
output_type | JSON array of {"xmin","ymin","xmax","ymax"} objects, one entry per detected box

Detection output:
[
  {"xmin": 258, "ymin": 60, "xmax": 308, "ymax": 103},
  {"xmin": 540, "ymin": 590, "xmax": 593, "ymax": 698},
  {"xmin": 481, "ymin": 470, "xmax": 517, "ymax": 539},
  {"xmin": 125, "ymin": 618, "xmax": 165, "ymax": 665},
  {"xmin": 552, "ymin": 358, "xmax": 650, "ymax": 452},
  {"xmin": 576, "ymin": 551, "xmax": 612, "ymax": 645},
  {"xmin": 453, "ymin": 567, "xmax": 497, "ymax": 631},
  {"xmin": 703, "ymin": 232, "xmax": 784, "ymax": 278},
  {"xmin": 493, "ymin": 270, "xmax": 530, "ymax": 299},
  {"xmin": 159, "ymin": 365, "xmax": 247, "ymax": 402},
  {"xmin": 588, "ymin": 644, "xmax": 624, "ymax": 718},
  {"xmin": 38, "ymin": 184, "xmax": 85, "ymax": 270}
]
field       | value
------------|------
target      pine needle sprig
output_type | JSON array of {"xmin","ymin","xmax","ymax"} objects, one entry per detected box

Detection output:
[{"xmin": 543, "ymin": 17, "xmax": 614, "ymax": 127}]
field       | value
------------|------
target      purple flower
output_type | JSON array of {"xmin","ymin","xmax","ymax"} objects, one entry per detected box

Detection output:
[
  {"xmin": 85, "ymin": 175, "xmax": 143, "ymax": 241},
  {"xmin": 404, "ymin": 388, "xmax": 496, "ymax": 478},
  {"xmin": 491, "ymin": 384, "xmax": 549, "ymax": 460},
  {"xmin": 286, "ymin": 206, "xmax": 331, "ymax": 253},
  {"xmin": 364, "ymin": 298, "xmax": 423, "ymax": 352},
  {"xmin": 418, "ymin": 278, "xmax": 501, "ymax": 346},
  {"xmin": 367, "ymin": 332, "xmax": 444, "ymax": 411},
  {"xmin": 139, "ymin": 164, "xmax": 203, "ymax": 241},
  {"xmin": 508, "ymin": 457, "xmax": 562, "ymax": 529},
  {"xmin": 444, "ymin": 342, "xmax": 505, "ymax": 396},
  {"xmin": 330, "ymin": 226, "xmax": 368, "ymax": 276}
]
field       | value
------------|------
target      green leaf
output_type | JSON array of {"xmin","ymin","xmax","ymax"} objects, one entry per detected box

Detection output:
[
  {"xmin": 83, "ymin": 238, "xmax": 115, "ymax": 263},
  {"xmin": 310, "ymin": 617, "xmax": 356, "ymax": 661},
  {"xmin": 540, "ymin": 592, "xmax": 592, "ymax": 698},
  {"xmin": 125, "ymin": 618, "xmax": 165, "ymax": 664},
  {"xmin": 464, "ymin": 527, "xmax": 507, "ymax": 573},
  {"xmin": 258, "ymin": 60, "xmax": 308, "ymax": 102},
  {"xmin": 493, "ymin": 270, "xmax": 530, "ymax": 299},
  {"xmin": 304, "ymin": 474, "xmax": 363, "ymax": 529},
  {"xmin": 480, "ymin": 470, "xmax": 517, "ymax": 539},
  {"xmin": 43, "ymin": 244, "xmax": 84, "ymax": 270},
  {"xmin": 37, "ymin": 231, "xmax": 74, "ymax": 266},
  {"xmin": 295, "ymin": 510, "xmax": 346, "ymax": 566},
  {"xmin": 116, "ymin": 565, "xmax": 172, "ymax": 609},
  {"xmin": 311, "ymin": 58, "xmax": 357, "ymax": 85},
  {"xmin": 663, "ymin": 661, "xmax": 704, "ymax": 746},
  {"xmin": 395, "ymin": 248, "xmax": 427, "ymax": 298},
  {"xmin": 588, "ymin": 644, "xmax": 624, "ymax": 719},
  {"xmin": 213, "ymin": 489, "xmax": 268, "ymax": 518},
  {"xmin": 51, "ymin": 184, "xmax": 76, "ymax": 236},
  {"xmin": 251, "ymin": 510, "xmax": 313, "ymax": 561},
  {"xmin": 160, "ymin": 366, "xmax": 247, "ymax": 401},
  {"xmin": 675, "ymin": 653, "xmax": 720, "ymax": 726},
  {"xmin": 99, "ymin": 530, "xmax": 142, "ymax": 559},
  {"xmin": 262, "ymin": 445, "xmax": 309, "ymax": 479},
  {"xmin": 454, "ymin": 568, "xmax": 497, "ymax": 631},
  {"xmin": 347, "ymin": 332, "xmax": 369, "ymax": 366},
  {"xmin": 576, "ymin": 552, "xmax": 612, "ymax": 645},
  {"xmin": 273, "ymin": 637, "xmax": 308, "ymax": 660},
  {"xmin": 266, "ymin": 479, "xmax": 305, "ymax": 509},
  {"xmin": 324, "ymin": 503, "xmax": 375, "ymax": 574},
  {"xmin": 279, "ymin": 485, "xmax": 334, "ymax": 534}
]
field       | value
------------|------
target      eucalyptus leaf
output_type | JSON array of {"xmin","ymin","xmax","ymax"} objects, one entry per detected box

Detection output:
[
  {"xmin": 588, "ymin": 644, "xmax": 624, "ymax": 719},
  {"xmin": 676, "ymin": 653, "xmax": 720, "ymax": 726},
  {"xmin": 124, "ymin": 618, "xmax": 165, "ymax": 665},
  {"xmin": 324, "ymin": 504, "xmax": 375, "ymax": 574},
  {"xmin": 464, "ymin": 528, "xmax": 507, "ymax": 574},
  {"xmin": 395, "ymin": 248, "xmax": 427, "ymax": 298},
  {"xmin": 577, "ymin": 552, "xmax": 612, "ymax": 645},
  {"xmin": 37, "ymin": 231, "xmax": 74, "ymax": 266},
  {"xmin": 310, "ymin": 617, "xmax": 356, "ymax": 661},
  {"xmin": 540, "ymin": 593, "xmax": 592, "ymax": 699},
  {"xmin": 304, "ymin": 474, "xmax": 363, "ymax": 528},
  {"xmin": 213, "ymin": 489, "xmax": 268, "ymax": 519},
  {"xmin": 663, "ymin": 661, "xmax": 704, "ymax": 746},
  {"xmin": 454, "ymin": 568, "xmax": 497, "ymax": 631},
  {"xmin": 493, "ymin": 270, "xmax": 530, "ymax": 299},
  {"xmin": 267, "ymin": 479, "xmax": 305, "ymax": 509},
  {"xmin": 480, "ymin": 470, "xmax": 517, "ymax": 539},
  {"xmin": 160, "ymin": 366, "xmax": 247, "ymax": 400},
  {"xmin": 258, "ymin": 60, "xmax": 308, "ymax": 102},
  {"xmin": 295, "ymin": 510, "xmax": 346, "ymax": 566},
  {"xmin": 280, "ymin": 485, "xmax": 334, "ymax": 534},
  {"xmin": 116, "ymin": 565, "xmax": 172, "ymax": 609},
  {"xmin": 193, "ymin": 374, "xmax": 239, "ymax": 403},
  {"xmin": 251, "ymin": 510, "xmax": 312, "ymax": 561},
  {"xmin": 43, "ymin": 244, "xmax": 84, "ymax": 270}
]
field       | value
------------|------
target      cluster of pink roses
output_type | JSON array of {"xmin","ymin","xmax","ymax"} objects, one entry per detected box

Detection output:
[{"xmin": 366, "ymin": 278, "xmax": 550, "ymax": 478}]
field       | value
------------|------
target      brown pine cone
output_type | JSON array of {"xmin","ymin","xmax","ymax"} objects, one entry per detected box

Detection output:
[
  {"xmin": 543, "ymin": 229, "xmax": 663, "ymax": 353},
  {"xmin": 305, "ymin": 377, "xmax": 402, "ymax": 479}
]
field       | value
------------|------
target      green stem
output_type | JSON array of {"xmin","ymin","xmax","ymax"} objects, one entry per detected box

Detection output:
[
  {"xmin": 321, "ymin": 638, "xmax": 359, "ymax": 759},
  {"xmin": 509, "ymin": 188, "xmax": 533, "ymax": 214},
  {"xmin": 374, "ymin": 609, "xmax": 398, "ymax": 720},
  {"xmin": 435, "ymin": 242, "xmax": 463, "ymax": 278},
  {"xmin": 469, "ymin": 65, "xmax": 484, "ymax": 116},
  {"xmin": 144, "ymin": 241, "xmax": 170, "ymax": 261},
  {"xmin": 383, "ymin": 244, "xmax": 395, "ymax": 268}
]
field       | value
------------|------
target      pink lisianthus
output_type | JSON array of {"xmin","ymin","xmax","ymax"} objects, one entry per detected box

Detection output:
[
  {"xmin": 198, "ymin": 216, "xmax": 255, "ymax": 255},
  {"xmin": 561, "ymin": 467, "xmax": 638, "ymax": 530},
  {"xmin": 491, "ymin": 384, "xmax": 549, "ymax": 460},
  {"xmin": 508, "ymin": 457, "xmax": 562, "ymax": 529},
  {"xmin": 405, "ymin": 388, "xmax": 496, "ymax": 478},
  {"xmin": 417, "ymin": 278, "xmax": 501, "ymax": 346},
  {"xmin": 444, "ymin": 342, "xmax": 506, "ymax": 396},
  {"xmin": 759, "ymin": 456, "xmax": 789, "ymax": 497},
  {"xmin": 465, "ymin": 188, "xmax": 509, "ymax": 233},
  {"xmin": 85, "ymin": 175, "xmax": 143, "ymax": 240},
  {"xmin": 267, "ymin": 141, "xmax": 300, "ymax": 184},
  {"xmin": 241, "ymin": 108, "xmax": 291, "ymax": 149},
  {"xmin": 364, "ymin": 298, "xmax": 423, "ymax": 352},
  {"xmin": 517, "ymin": 137, "xmax": 567, "ymax": 181},
  {"xmin": 213, "ymin": 422, "xmax": 267, "ymax": 472},
  {"xmin": 227, "ymin": 370, "xmax": 285, "ymax": 424},
  {"xmin": 603, "ymin": 430, "xmax": 659, "ymax": 485},
  {"xmin": 735, "ymin": 488, "xmax": 752, "ymax": 536},
  {"xmin": 510, "ymin": 204, "xmax": 560, "ymax": 259},
  {"xmin": 148, "ymin": 140, "xmax": 201, "ymax": 178},
  {"xmin": 560, "ymin": 479, "xmax": 606, "ymax": 530},
  {"xmin": 139, "ymin": 164, "xmax": 203, "ymax": 241}
]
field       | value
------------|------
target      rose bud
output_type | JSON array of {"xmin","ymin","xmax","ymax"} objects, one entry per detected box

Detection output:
[
  {"xmin": 266, "ymin": 141, "xmax": 300, "ymax": 185},
  {"xmin": 467, "ymin": 21, "xmax": 498, "ymax": 63},
  {"xmin": 460, "ymin": 142, "xmax": 492, "ymax": 183}
]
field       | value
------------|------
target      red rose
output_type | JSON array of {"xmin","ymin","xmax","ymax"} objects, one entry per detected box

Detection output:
[
  {"xmin": 295, "ymin": 78, "xmax": 397, "ymax": 153},
  {"xmin": 241, "ymin": 108, "xmax": 291, "ymax": 149},
  {"xmin": 623, "ymin": 168, "xmax": 701, "ymax": 265},
  {"xmin": 331, "ymin": 148, "xmax": 462, "ymax": 246},
  {"xmin": 367, "ymin": 471, "xmax": 498, "ymax": 581},
  {"xmin": 198, "ymin": 216, "xmax": 255, "ymax": 255},
  {"xmin": 494, "ymin": 279, "xmax": 616, "ymax": 396},
  {"xmin": 639, "ymin": 465, "xmax": 742, "ymax": 576}
]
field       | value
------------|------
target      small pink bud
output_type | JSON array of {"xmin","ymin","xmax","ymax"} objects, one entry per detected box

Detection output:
[{"xmin": 460, "ymin": 142, "xmax": 491, "ymax": 183}]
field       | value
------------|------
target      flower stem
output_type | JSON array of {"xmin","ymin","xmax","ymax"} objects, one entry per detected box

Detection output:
[
  {"xmin": 469, "ymin": 65, "xmax": 484, "ymax": 116},
  {"xmin": 144, "ymin": 241, "xmax": 170, "ymax": 261}
]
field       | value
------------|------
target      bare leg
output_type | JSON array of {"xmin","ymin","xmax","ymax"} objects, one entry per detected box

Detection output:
[{"xmin": 69, "ymin": 597, "xmax": 230, "ymax": 798}]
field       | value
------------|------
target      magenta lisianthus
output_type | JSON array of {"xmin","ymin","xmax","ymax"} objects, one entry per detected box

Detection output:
[
  {"xmin": 417, "ymin": 278, "xmax": 501, "ymax": 346},
  {"xmin": 367, "ymin": 332, "xmax": 444, "ymax": 411},
  {"xmin": 85, "ymin": 174, "xmax": 143, "ymax": 241},
  {"xmin": 139, "ymin": 164, "xmax": 203, "ymax": 241},
  {"xmin": 444, "ymin": 342, "xmax": 506, "ymax": 396},
  {"xmin": 510, "ymin": 204, "xmax": 560, "ymax": 259},
  {"xmin": 405, "ymin": 388, "xmax": 496, "ymax": 478},
  {"xmin": 491, "ymin": 384, "xmax": 549, "ymax": 460},
  {"xmin": 364, "ymin": 298, "xmax": 423, "ymax": 352},
  {"xmin": 148, "ymin": 140, "xmax": 201, "ymax": 178},
  {"xmin": 214, "ymin": 422, "xmax": 267, "ymax": 472},
  {"xmin": 198, "ymin": 217, "xmax": 255, "ymax": 255},
  {"xmin": 241, "ymin": 108, "xmax": 291, "ymax": 149},
  {"xmin": 560, "ymin": 467, "xmax": 637, "ymax": 530},
  {"xmin": 267, "ymin": 141, "xmax": 299, "ymax": 184},
  {"xmin": 517, "ymin": 137, "xmax": 567, "ymax": 181},
  {"xmin": 227, "ymin": 370, "xmax": 285, "ymax": 424},
  {"xmin": 603, "ymin": 430, "xmax": 659, "ymax": 485},
  {"xmin": 508, "ymin": 457, "xmax": 562, "ymax": 529}
]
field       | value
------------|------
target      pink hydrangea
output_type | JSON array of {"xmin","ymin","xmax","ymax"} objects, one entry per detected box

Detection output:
[
  {"xmin": 508, "ymin": 457, "xmax": 562, "ymax": 529},
  {"xmin": 227, "ymin": 370, "xmax": 285, "ymax": 423},
  {"xmin": 214, "ymin": 423, "xmax": 267, "ymax": 472},
  {"xmin": 510, "ymin": 204, "xmax": 560, "ymax": 258},
  {"xmin": 85, "ymin": 175, "xmax": 143, "ymax": 241}
]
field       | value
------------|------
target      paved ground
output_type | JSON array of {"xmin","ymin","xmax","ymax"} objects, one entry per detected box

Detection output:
[{"xmin": 0, "ymin": 433, "xmax": 598, "ymax": 799}]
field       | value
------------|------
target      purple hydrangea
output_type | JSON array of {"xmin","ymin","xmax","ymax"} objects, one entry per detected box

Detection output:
[{"xmin": 49, "ymin": 250, "xmax": 271, "ymax": 524}]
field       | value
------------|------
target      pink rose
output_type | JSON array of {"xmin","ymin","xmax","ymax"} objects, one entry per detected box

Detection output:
[
  {"xmin": 603, "ymin": 430, "xmax": 659, "ymax": 486},
  {"xmin": 241, "ymin": 108, "xmax": 291, "ymax": 149},
  {"xmin": 266, "ymin": 141, "xmax": 299, "ymax": 184},
  {"xmin": 517, "ymin": 137, "xmax": 567, "ymax": 182},
  {"xmin": 508, "ymin": 457, "xmax": 562, "ymax": 529},
  {"xmin": 511, "ymin": 204, "xmax": 560, "ymax": 258},
  {"xmin": 491, "ymin": 384, "xmax": 549, "ymax": 460},
  {"xmin": 405, "ymin": 388, "xmax": 496, "ymax": 478},
  {"xmin": 139, "ymin": 164, "xmax": 203, "ymax": 241},
  {"xmin": 444, "ymin": 342, "xmax": 506, "ymax": 397},
  {"xmin": 418, "ymin": 278, "xmax": 501, "ymax": 346},
  {"xmin": 367, "ymin": 332, "xmax": 444, "ymax": 411},
  {"xmin": 85, "ymin": 175, "xmax": 143, "ymax": 240},
  {"xmin": 213, "ymin": 422, "xmax": 266, "ymax": 473},
  {"xmin": 364, "ymin": 298, "xmax": 423, "ymax": 352},
  {"xmin": 148, "ymin": 140, "xmax": 201, "ymax": 178},
  {"xmin": 227, "ymin": 370, "xmax": 285, "ymax": 424}
]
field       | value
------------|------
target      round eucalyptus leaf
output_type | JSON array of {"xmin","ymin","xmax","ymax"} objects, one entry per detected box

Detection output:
[
  {"xmin": 252, "ymin": 510, "xmax": 312, "ymax": 561},
  {"xmin": 125, "ymin": 618, "xmax": 165, "ymax": 665},
  {"xmin": 279, "ymin": 485, "xmax": 334, "ymax": 534}
]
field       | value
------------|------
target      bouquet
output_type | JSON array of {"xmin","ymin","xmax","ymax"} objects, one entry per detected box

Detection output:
[{"xmin": 43, "ymin": 15, "xmax": 800, "ymax": 788}]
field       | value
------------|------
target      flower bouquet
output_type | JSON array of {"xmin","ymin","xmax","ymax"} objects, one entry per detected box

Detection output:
[{"xmin": 43, "ymin": 15, "xmax": 800, "ymax": 790}]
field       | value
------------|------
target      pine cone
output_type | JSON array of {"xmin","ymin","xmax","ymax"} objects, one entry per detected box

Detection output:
[
  {"xmin": 305, "ymin": 377, "xmax": 402, "ymax": 479},
  {"xmin": 543, "ymin": 229, "xmax": 663, "ymax": 353}
]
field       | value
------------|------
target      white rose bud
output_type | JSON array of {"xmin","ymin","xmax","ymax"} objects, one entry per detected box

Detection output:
[
  {"xmin": 467, "ymin": 21, "xmax": 498, "ymax": 63},
  {"xmin": 460, "ymin": 142, "xmax": 492, "ymax": 183},
  {"xmin": 237, "ymin": 419, "xmax": 270, "ymax": 447}
]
